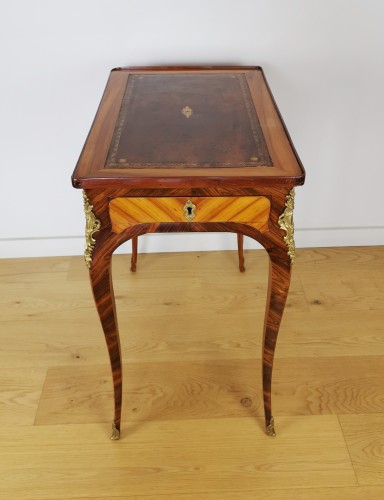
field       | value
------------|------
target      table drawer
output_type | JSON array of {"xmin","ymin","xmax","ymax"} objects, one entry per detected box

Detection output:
[{"xmin": 109, "ymin": 196, "xmax": 270, "ymax": 233}]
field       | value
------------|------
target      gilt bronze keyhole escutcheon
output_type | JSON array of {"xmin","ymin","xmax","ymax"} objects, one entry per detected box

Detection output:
[{"xmin": 183, "ymin": 200, "xmax": 196, "ymax": 221}]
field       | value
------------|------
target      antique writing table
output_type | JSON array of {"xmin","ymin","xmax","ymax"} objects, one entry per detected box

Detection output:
[{"xmin": 72, "ymin": 66, "xmax": 305, "ymax": 440}]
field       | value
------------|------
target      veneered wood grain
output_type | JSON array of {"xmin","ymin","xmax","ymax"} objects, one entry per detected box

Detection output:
[
  {"xmin": 85, "ymin": 185, "xmax": 292, "ymax": 435},
  {"xmin": 72, "ymin": 66, "xmax": 305, "ymax": 189},
  {"xmin": 247, "ymin": 69, "xmax": 303, "ymax": 180},
  {"xmin": 73, "ymin": 70, "xmax": 128, "ymax": 183},
  {"xmin": 109, "ymin": 196, "xmax": 271, "ymax": 233}
]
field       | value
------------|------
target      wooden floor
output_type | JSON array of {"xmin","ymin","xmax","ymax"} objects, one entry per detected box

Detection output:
[{"xmin": 0, "ymin": 246, "xmax": 384, "ymax": 499}]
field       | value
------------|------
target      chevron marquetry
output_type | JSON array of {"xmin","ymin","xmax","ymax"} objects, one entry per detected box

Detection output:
[{"xmin": 109, "ymin": 196, "xmax": 271, "ymax": 233}]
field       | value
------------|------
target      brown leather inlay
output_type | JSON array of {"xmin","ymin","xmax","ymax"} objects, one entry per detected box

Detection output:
[{"xmin": 105, "ymin": 73, "xmax": 273, "ymax": 169}]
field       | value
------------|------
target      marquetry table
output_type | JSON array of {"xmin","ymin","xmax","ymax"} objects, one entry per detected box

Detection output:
[{"xmin": 72, "ymin": 66, "xmax": 305, "ymax": 440}]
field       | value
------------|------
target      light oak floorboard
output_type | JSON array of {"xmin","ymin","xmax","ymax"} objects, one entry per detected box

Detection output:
[
  {"xmin": 0, "ymin": 247, "xmax": 383, "ymax": 499},
  {"xmin": 278, "ymin": 310, "xmax": 384, "ymax": 358},
  {"xmin": 339, "ymin": 413, "xmax": 384, "ymax": 485},
  {"xmin": 295, "ymin": 246, "xmax": 384, "ymax": 272},
  {"xmin": 300, "ymin": 271, "xmax": 384, "ymax": 312},
  {"xmin": 136, "ymin": 485, "xmax": 384, "ymax": 500},
  {"xmin": 0, "ymin": 256, "xmax": 70, "ymax": 283},
  {"xmin": 0, "ymin": 367, "xmax": 46, "ymax": 425},
  {"xmin": 0, "ymin": 417, "xmax": 355, "ymax": 498},
  {"xmin": 2, "ymin": 308, "xmax": 384, "ymax": 369},
  {"xmin": 35, "ymin": 355, "xmax": 384, "ymax": 425}
]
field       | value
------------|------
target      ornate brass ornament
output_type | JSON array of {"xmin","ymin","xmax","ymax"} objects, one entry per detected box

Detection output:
[
  {"xmin": 278, "ymin": 188, "xmax": 295, "ymax": 264},
  {"xmin": 82, "ymin": 190, "xmax": 101, "ymax": 269},
  {"xmin": 110, "ymin": 421, "xmax": 120, "ymax": 440},
  {"xmin": 183, "ymin": 200, "xmax": 196, "ymax": 221},
  {"xmin": 266, "ymin": 417, "xmax": 276, "ymax": 437},
  {"xmin": 182, "ymin": 105, "xmax": 193, "ymax": 118}
]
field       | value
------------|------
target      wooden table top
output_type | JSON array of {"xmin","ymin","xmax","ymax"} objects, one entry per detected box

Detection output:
[{"xmin": 72, "ymin": 66, "xmax": 305, "ymax": 190}]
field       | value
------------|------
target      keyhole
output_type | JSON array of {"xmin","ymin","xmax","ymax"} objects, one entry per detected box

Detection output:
[{"xmin": 183, "ymin": 200, "xmax": 196, "ymax": 221}]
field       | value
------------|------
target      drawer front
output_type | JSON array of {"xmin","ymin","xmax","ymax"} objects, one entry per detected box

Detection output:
[{"xmin": 109, "ymin": 196, "xmax": 270, "ymax": 233}]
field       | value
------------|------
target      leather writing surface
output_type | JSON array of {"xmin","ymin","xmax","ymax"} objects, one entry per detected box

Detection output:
[{"xmin": 105, "ymin": 73, "xmax": 272, "ymax": 169}]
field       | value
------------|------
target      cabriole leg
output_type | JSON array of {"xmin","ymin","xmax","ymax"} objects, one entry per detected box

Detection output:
[
  {"xmin": 262, "ymin": 188, "xmax": 295, "ymax": 436},
  {"xmin": 131, "ymin": 236, "xmax": 138, "ymax": 272},
  {"xmin": 89, "ymin": 256, "xmax": 122, "ymax": 440},
  {"xmin": 237, "ymin": 233, "xmax": 245, "ymax": 272},
  {"xmin": 90, "ymin": 263, "xmax": 122, "ymax": 440},
  {"xmin": 262, "ymin": 248, "xmax": 292, "ymax": 437}
]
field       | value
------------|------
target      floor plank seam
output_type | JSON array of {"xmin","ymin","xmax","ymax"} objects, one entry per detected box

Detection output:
[{"xmin": 337, "ymin": 414, "xmax": 360, "ymax": 486}]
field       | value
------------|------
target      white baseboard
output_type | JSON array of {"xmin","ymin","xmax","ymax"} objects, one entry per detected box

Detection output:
[{"xmin": 0, "ymin": 227, "xmax": 383, "ymax": 259}]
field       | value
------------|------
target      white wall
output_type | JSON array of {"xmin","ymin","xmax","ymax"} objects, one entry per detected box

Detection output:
[{"xmin": 1, "ymin": 0, "xmax": 383, "ymax": 258}]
